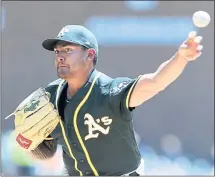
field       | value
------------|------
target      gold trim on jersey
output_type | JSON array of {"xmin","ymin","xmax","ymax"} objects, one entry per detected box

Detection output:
[
  {"xmin": 44, "ymin": 137, "xmax": 54, "ymax": 140},
  {"xmin": 55, "ymin": 79, "xmax": 83, "ymax": 176},
  {"xmin": 73, "ymin": 72, "xmax": 101, "ymax": 176},
  {"xmin": 126, "ymin": 75, "xmax": 142, "ymax": 109}
]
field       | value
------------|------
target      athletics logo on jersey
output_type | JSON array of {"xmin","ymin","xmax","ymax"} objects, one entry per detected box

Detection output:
[
  {"xmin": 84, "ymin": 113, "xmax": 112, "ymax": 141},
  {"xmin": 110, "ymin": 81, "xmax": 130, "ymax": 95}
]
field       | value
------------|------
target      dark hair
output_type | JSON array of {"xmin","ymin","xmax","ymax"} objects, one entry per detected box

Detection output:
[{"xmin": 81, "ymin": 46, "xmax": 97, "ymax": 66}]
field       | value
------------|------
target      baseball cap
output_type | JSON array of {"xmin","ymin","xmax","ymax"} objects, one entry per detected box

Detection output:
[{"xmin": 42, "ymin": 25, "xmax": 98, "ymax": 57}]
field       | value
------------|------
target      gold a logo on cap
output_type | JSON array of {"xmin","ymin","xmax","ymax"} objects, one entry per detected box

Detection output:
[{"xmin": 57, "ymin": 27, "xmax": 69, "ymax": 38}]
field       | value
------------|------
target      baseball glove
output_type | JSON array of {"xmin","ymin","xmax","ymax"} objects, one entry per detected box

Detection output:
[{"xmin": 5, "ymin": 88, "xmax": 60, "ymax": 151}]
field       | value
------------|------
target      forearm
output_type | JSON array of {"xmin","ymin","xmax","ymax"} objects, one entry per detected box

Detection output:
[
  {"xmin": 151, "ymin": 52, "xmax": 188, "ymax": 90},
  {"xmin": 29, "ymin": 139, "xmax": 58, "ymax": 160}
]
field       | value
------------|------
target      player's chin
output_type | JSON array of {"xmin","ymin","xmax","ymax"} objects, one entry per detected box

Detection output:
[
  {"xmin": 57, "ymin": 70, "xmax": 70, "ymax": 79},
  {"xmin": 58, "ymin": 74, "xmax": 66, "ymax": 79}
]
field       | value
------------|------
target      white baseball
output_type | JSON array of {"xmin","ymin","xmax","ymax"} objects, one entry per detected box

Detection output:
[{"xmin": 192, "ymin": 11, "xmax": 211, "ymax": 28}]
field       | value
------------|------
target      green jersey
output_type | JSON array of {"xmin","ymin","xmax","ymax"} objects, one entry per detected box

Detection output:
[{"xmin": 45, "ymin": 69, "xmax": 141, "ymax": 176}]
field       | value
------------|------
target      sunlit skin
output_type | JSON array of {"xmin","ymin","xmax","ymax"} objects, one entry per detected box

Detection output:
[{"xmin": 54, "ymin": 41, "xmax": 96, "ymax": 98}]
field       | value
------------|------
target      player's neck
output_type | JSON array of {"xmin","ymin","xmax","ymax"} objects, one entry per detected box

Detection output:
[{"xmin": 67, "ymin": 68, "xmax": 94, "ymax": 97}]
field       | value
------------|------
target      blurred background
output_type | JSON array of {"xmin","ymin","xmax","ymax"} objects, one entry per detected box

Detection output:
[{"xmin": 1, "ymin": 1, "xmax": 214, "ymax": 176}]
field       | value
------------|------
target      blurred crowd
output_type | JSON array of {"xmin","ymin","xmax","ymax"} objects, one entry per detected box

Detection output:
[{"xmin": 1, "ymin": 130, "xmax": 214, "ymax": 176}]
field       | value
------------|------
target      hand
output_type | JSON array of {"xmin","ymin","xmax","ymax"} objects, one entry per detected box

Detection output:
[{"xmin": 178, "ymin": 31, "xmax": 203, "ymax": 61}]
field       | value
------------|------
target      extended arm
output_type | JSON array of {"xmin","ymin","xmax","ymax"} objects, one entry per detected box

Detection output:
[{"xmin": 129, "ymin": 31, "xmax": 203, "ymax": 107}]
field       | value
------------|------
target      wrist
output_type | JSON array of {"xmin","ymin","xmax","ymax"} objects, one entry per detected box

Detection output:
[{"xmin": 175, "ymin": 52, "xmax": 190, "ymax": 64}]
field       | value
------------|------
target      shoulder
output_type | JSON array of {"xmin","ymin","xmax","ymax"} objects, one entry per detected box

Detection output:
[
  {"xmin": 96, "ymin": 72, "xmax": 132, "ymax": 88},
  {"xmin": 109, "ymin": 77, "xmax": 133, "ymax": 95},
  {"xmin": 96, "ymin": 72, "xmax": 114, "ymax": 87},
  {"xmin": 45, "ymin": 78, "xmax": 65, "ymax": 93},
  {"xmin": 47, "ymin": 78, "xmax": 64, "ymax": 87},
  {"xmin": 95, "ymin": 72, "xmax": 133, "ymax": 95},
  {"xmin": 111, "ymin": 77, "xmax": 133, "ymax": 87}
]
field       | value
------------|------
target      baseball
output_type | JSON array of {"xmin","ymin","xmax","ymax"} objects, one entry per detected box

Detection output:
[{"xmin": 192, "ymin": 11, "xmax": 211, "ymax": 28}]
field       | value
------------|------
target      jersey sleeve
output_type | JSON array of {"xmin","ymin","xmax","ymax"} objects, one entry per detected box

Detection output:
[{"xmin": 109, "ymin": 76, "xmax": 141, "ymax": 114}]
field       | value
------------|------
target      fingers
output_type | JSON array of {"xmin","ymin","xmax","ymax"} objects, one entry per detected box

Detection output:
[
  {"xmin": 194, "ymin": 36, "xmax": 203, "ymax": 44},
  {"xmin": 188, "ymin": 31, "xmax": 197, "ymax": 39},
  {"xmin": 188, "ymin": 31, "xmax": 203, "ymax": 42},
  {"xmin": 179, "ymin": 31, "xmax": 203, "ymax": 60},
  {"xmin": 197, "ymin": 45, "xmax": 203, "ymax": 51},
  {"xmin": 187, "ymin": 31, "xmax": 203, "ymax": 51},
  {"xmin": 196, "ymin": 52, "xmax": 202, "ymax": 58}
]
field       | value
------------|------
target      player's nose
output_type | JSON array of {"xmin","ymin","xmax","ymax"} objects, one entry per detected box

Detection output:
[{"xmin": 56, "ymin": 55, "xmax": 66, "ymax": 62}]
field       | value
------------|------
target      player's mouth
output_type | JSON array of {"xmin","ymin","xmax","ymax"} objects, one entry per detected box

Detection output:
[{"xmin": 58, "ymin": 64, "xmax": 69, "ymax": 68}]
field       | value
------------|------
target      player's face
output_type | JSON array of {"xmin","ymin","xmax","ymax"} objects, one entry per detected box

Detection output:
[{"xmin": 54, "ymin": 42, "xmax": 90, "ymax": 79}]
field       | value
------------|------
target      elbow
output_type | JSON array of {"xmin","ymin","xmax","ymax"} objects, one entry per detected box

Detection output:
[
  {"xmin": 155, "ymin": 82, "xmax": 167, "ymax": 93},
  {"xmin": 156, "ymin": 83, "xmax": 167, "ymax": 93},
  {"xmin": 139, "ymin": 74, "xmax": 167, "ymax": 93},
  {"xmin": 147, "ymin": 74, "xmax": 167, "ymax": 92}
]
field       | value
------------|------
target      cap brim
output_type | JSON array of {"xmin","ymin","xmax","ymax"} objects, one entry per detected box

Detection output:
[{"xmin": 42, "ymin": 38, "xmax": 71, "ymax": 51}]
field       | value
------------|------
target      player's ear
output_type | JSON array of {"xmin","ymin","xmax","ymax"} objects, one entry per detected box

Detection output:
[{"xmin": 87, "ymin": 49, "xmax": 96, "ymax": 61}]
